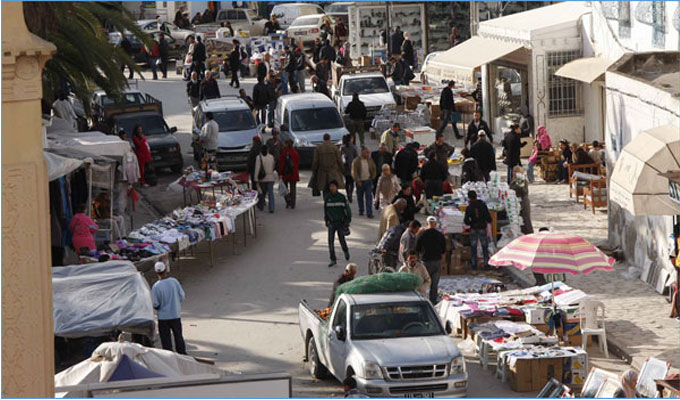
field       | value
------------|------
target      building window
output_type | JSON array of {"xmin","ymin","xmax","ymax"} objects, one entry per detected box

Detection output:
[
  {"xmin": 546, "ymin": 50, "xmax": 583, "ymax": 118},
  {"xmin": 636, "ymin": 1, "xmax": 666, "ymax": 47},
  {"xmin": 674, "ymin": 6, "xmax": 680, "ymax": 32},
  {"xmin": 619, "ymin": 1, "xmax": 631, "ymax": 38}
]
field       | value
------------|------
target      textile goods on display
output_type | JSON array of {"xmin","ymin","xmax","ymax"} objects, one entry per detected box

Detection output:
[{"xmin": 438, "ymin": 276, "xmax": 505, "ymax": 294}]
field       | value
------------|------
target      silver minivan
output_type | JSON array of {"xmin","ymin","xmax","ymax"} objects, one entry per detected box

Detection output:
[
  {"xmin": 275, "ymin": 93, "xmax": 349, "ymax": 164},
  {"xmin": 192, "ymin": 97, "xmax": 263, "ymax": 171}
]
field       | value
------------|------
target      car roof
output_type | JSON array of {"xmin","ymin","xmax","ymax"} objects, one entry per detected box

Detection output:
[
  {"xmin": 295, "ymin": 14, "xmax": 326, "ymax": 19},
  {"xmin": 342, "ymin": 72, "xmax": 385, "ymax": 80},
  {"xmin": 93, "ymin": 89, "xmax": 144, "ymax": 96},
  {"xmin": 114, "ymin": 111, "xmax": 163, "ymax": 120},
  {"xmin": 344, "ymin": 291, "xmax": 424, "ymax": 305},
  {"xmin": 273, "ymin": 3, "xmax": 320, "ymax": 9},
  {"xmin": 200, "ymin": 97, "xmax": 250, "ymax": 111},
  {"xmin": 280, "ymin": 93, "xmax": 335, "ymax": 109},
  {"xmin": 136, "ymin": 19, "xmax": 157, "ymax": 25}
]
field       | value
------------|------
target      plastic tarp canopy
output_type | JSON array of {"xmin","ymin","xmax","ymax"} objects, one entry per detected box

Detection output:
[
  {"xmin": 52, "ymin": 261, "xmax": 155, "ymax": 339},
  {"xmin": 47, "ymin": 130, "xmax": 133, "ymax": 159},
  {"xmin": 55, "ymin": 342, "xmax": 230, "ymax": 397},
  {"xmin": 44, "ymin": 151, "xmax": 86, "ymax": 181},
  {"xmin": 107, "ymin": 354, "xmax": 165, "ymax": 382}
]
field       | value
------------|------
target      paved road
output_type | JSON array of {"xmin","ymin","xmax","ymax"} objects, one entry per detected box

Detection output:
[{"xmin": 131, "ymin": 68, "xmax": 629, "ymax": 398}]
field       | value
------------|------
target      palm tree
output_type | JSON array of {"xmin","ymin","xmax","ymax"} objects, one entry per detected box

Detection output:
[{"xmin": 23, "ymin": 2, "xmax": 151, "ymax": 115}]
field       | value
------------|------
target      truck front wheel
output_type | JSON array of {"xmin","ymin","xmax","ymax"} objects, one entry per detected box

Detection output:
[{"xmin": 307, "ymin": 337, "xmax": 327, "ymax": 379}]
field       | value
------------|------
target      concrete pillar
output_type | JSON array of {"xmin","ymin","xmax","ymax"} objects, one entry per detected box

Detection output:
[{"xmin": 1, "ymin": 2, "xmax": 56, "ymax": 397}]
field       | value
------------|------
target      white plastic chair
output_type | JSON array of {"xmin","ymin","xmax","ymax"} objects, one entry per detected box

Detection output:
[{"xmin": 579, "ymin": 299, "xmax": 608, "ymax": 358}]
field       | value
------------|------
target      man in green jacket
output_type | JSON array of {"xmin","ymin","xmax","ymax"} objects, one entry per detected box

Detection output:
[{"xmin": 324, "ymin": 180, "xmax": 352, "ymax": 267}]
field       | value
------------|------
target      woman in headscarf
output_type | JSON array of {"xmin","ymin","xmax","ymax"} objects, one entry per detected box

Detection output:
[
  {"xmin": 374, "ymin": 164, "xmax": 401, "ymax": 210},
  {"xmin": 401, "ymin": 31, "xmax": 414, "ymax": 68},
  {"xmin": 536, "ymin": 125, "xmax": 552, "ymax": 150},
  {"xmin": 614, "ymin": 369, "xmax": 639, "ymax": 398}
]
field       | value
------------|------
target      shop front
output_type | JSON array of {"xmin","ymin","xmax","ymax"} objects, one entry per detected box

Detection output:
[{"xmin": 424, "ymin": 2, "xmax": 590, "ymax": 142}]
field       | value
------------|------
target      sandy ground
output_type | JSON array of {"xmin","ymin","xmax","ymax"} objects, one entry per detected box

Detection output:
[{"xmin": 129, "ymin": 67, "xmax": 640, "ymax": 397}]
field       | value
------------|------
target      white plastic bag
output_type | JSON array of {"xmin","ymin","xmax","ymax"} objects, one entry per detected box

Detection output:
[{"xmin": 277, "ymin": 179, "xmax": 289, "ymax": 198}]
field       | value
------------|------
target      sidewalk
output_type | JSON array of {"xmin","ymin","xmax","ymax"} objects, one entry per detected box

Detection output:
[{"xmin": 506, "ymin": 180, "xmax": 679, "ymax": 370}]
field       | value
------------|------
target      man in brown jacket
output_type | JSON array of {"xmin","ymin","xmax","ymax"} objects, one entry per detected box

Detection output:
[
  {"xmin": 379, "ymin": 198, "xmax": 406, "ymax": 239},
  {"xmin": 351, "ymin": 147, "xmax": 377, "ymax": 218},
  {"xmin": 310, "ymin": 133, "xmax": 345, "ymax": 194}
]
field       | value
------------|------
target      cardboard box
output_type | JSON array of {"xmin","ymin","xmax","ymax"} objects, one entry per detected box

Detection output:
[
  {"xmin": 430, "ymin": 104, "xmax": 442, "ymax": 118},
  {"xmin": 510, "ymin": 357, "xmax": 566, "ymax": 392},
  {"xmin": 525, "ymin": 308, "xmax": 552, "ymax": 324},
  {"xmin": 405, "ymin": 95, "xmax": 422, "ymax": 110},
  {"xmin": 360, "ymin": 55, "xmax": 372, "ymax": 66},
  {"xmin": 509, "ymin": 359, "xmax": 534, "ymax": 392},
  {"xmin": 532, "ymin": 324, "xmax": 551, "ymax": 334}
]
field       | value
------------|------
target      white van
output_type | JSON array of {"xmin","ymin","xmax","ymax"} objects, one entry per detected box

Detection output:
[
  {"xmin": 270, "ymin": 3, "xmax": 325, "ymax": 29},
  {"xmin": 275, "ymin": 93, "xmax": 349, "ymax": 164}
]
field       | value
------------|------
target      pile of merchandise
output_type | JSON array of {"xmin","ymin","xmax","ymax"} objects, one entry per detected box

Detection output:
[
  {"xmin": 371, "ymin": 105, "xmax": 431, "ymax": 134},
  {"xmin": 438, "ymin": 276, "xmax": 505, "ymax": 294}
]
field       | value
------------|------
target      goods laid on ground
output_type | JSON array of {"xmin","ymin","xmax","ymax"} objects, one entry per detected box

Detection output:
[
  {"xmin": 437, "ymin": 281, "xmax": 599, "ymax": 392},
  {"xmin": 539, "ymin": 149, "xmax": 561, "ymax": 182},
  {"xmin": 438, "ymin": 276, "xmax": 505, "ymax": 294}
]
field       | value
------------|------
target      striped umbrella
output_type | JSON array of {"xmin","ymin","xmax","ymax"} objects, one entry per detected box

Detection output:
[{"xmin": 489, "ymin": 232, "xmax": 614, "ymax": 275}]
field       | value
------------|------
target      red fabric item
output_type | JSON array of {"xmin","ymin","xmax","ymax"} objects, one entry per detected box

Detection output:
[
  {"xmin": 443, "ymin": 180, "xmax": 453, "ymax": 194},
  {"xmin": 149, "ymin": 41, "xmax": 160, "ymax": 57},
  {"xmin": 506, "ymin": 307, "xmax": 524, "ymax": 316},
  {"xmin": 412, "ymin": 178, "xmax": 424, "ymax": 199},
  {"xmin": 133, "ymin": 134, "xmax": 152, "ymax": 164},
  {"xmin": 128, "ymin": 188, "xmax": 139, "ymax": 211},
  {"xmin": 69, "ymin": 213, "xmax": 98, "ymax": 254},
  {"xmin": 278, "ymin": 146, "xmax": 300, "ymax": 182}
]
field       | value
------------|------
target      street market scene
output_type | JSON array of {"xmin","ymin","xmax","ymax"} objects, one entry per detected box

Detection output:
[{"xmin": 1, "ymin": 0, "xmax": 680, "ymax": 398}]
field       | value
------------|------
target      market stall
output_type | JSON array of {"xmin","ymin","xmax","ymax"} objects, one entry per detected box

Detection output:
[{"xmin": 437, "ymin": 281, "xmax": 593, "ymax": 392}]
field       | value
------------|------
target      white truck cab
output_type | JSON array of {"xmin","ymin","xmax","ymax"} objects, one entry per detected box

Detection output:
[
  {"xmin": 332, "ymin": 71, "xmax": 396, "ymax": 123},
  {"xmin": 298, "ymin": 291, "xmax": 468, "ymax": 398}
]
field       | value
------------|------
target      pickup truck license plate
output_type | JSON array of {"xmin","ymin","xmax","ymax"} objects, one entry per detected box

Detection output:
[
  {"xmin": 405, "ymin": 393, "xmax": 434, "ymax": 398},
  {"xmin": 294, "ymin": 31, "xmax": 305, "ymax": 35}
]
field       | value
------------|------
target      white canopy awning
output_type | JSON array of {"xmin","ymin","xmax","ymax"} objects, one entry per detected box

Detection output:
[
  {"xmin": 555, "ymin": 57, "xmax": 616, "ymax": 84},
  {"xmin": 425, "ymin": 36, "xmax": 524, "ymax": 86},
  {"xmin": 43, "ymin": 151, "xmax": 87, "ymax": 181},
  {"xmin": 610, "ymin": 125, "xmax": 680, "ymax": 216}
]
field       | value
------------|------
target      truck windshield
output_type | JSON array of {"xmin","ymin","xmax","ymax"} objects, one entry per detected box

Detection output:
[
  {"xmin": 213, "ymin": 110, "xmax": 256, "ymax": 132},
  {"xmin": 291, "ymin": 107, "xmax": 343, "ymax": 132},
  {"xmin": 343, "ymin": 77, "xmax": 389, "ymax": 96},
  {"xmin": 101, "ymin": 93, "xmax": 146, "ymax": 106},
  {"xmin": 117, "ymin": 115, "xmax": 168, "ymax": 136},
  {"xmin": 351, "ymin": 302, "xmax": 444, "ymax": 340}
]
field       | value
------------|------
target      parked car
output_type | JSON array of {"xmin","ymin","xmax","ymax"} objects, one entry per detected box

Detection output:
[
  {"xmin": 270, "ymin": 3, "xmax": 325, "ymax": 29},
  {"xmin": 324, "ymin": 2, "xmax": 352, "ymax": 26},
  {"xmin": 109, "ymin": 31, "xmax": 184, "ymax": 64},
  {"xmin": 275, "ymin": 93, "xmax": 348, "ymax": 165},
  {"xmin": 136, "ymin": 19, "xmax": 199, "ymax": 42},
  {"xmin": 332, "ymin": 72, "xmax": 396, "ymax": 123},
  {"xmin": 286, "ymin": 14, "xmax": 335, "ymax": 49},
  {"xmin": 298, "ymin": 291, "xmax": 468, "ymax": 398},
  {"xmin": 113, "ymin": 112, "xmax": 183, "ymax": 173},
  {"xmin": 194, "ymin": 8, "xmax": 267, "ymax": 39},
  {"xmin": 192, "ymin": 97, "xmax": 264, "ymax": 171}
]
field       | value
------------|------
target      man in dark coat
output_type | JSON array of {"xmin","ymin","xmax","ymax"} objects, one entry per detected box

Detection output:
[
  {"xmin": 470, "ymin": 132, "xmax": 496, "ymax": 181},
  {"xmin": 390, "ymin": 26, "xmax": 404, "ymax": 56},
  {"xmin": 371, "ymin": 144, "xmax": 393, "ymax": 193},
  {"xmin": 436, "ymin": 80, "xmax": 462, "ymax": 138},
  {"xmin": 320, "ymin": 39, "xmax": 336, "ymax": 63},
  {"xmin": 345, "ymin": 93, "xmax": 367, "ymax": 146},
  {"xmin": 228, "ymin": 40, "xmax": 242, "ymax": 88},
  {"xmin": 393, "ymin": 142, "xmax": 419, "ymax": 186},
  {"xmin": 419, "ymin": 153, "xmax": 448, "ymax": 199},
  {"xmin": 388, "ymin": 57, "xmax": 404, "ymax": 85},
  {"xmin": 312, "ymin": 37, "xmax": 322, "ymax": 64},
  {"xmin": 193, "ymin": 35, "xmax": 207, "ymax": 78},
  {"xmin": 199, "ymin": 71, "xmax": 221, "ymax": 100},
  {"xmin": 502, "ymin": 124, "xmax": 526, "ymax": 184},
  {"xmin": 158, "ymin": 34, "xmax": 170, "ymax": 79},
  {"xmin": 466, "ymin": 111, "xmax": 492, "ymax": 147},
  {"xmin": 425, "ymin": 135, "xmax": 454, "ymax": 171},
  {"xmin": 252, "ymin": 76, "xmax": 269, "ymax": 125},
  {"xmin": 315, "ymin": 58, "xmax": 330, "ymax": 82}
]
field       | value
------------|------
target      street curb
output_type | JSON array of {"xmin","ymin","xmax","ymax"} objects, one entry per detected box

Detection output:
[{"xmin": 503, "ymin": 267, "xmax": 633, "ymax": 365}]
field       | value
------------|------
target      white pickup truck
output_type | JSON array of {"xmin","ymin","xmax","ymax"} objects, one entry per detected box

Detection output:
[
  {"xmin": 332, "ymin": 71, "xmax": 396, "ymax": 124},
  {"xmin": 298, "ymin": 292, "xmax": 468, "ymax": 398}
]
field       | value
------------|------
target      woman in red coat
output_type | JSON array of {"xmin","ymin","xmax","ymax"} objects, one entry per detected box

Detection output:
[
  {"xmin": 278, "ymin": 139, "xmax": 300, "ymax": 209},
  {"xmin": 132, "ymin": 124, "xmax": 152, "ymax": 186}
]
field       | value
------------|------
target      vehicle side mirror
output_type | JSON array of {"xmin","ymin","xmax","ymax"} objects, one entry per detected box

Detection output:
[
  {"xmin": 280, "ymin": 124, "xmax": 289, "ymax": 133},
  {"xmin": 445, "ymin": 321, "xmax": 452, "ymax": 335},
  {"xmin": 170, "ymin": 126, "xmax": 178, "ymax": 133},
  {"xmin": 334, "ymin": 325, "xmax": 346, "ymax": 341}
]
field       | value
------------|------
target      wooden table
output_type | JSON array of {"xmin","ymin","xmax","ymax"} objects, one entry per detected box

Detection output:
[{"xmin": 655, "ymin": 378, "xmax": 680, "ymax": 398}]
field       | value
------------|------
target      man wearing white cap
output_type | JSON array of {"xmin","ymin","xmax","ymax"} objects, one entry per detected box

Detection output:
[
  {"xmin": 415, "ymin": 216, "xmax": 446, "ymax": 303},
  {"xmin": 151, "ymin": 261, "xmax": 186, "ymax": 354}
]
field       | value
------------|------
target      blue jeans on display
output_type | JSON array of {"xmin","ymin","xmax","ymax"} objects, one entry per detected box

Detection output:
[
  {"xmin": 256, "ymin": 106, "xmax": 267, "ymax": 125},
  {"xmin": 277, "ymin": 72, "xmax": 289, "ymax": 94},
  {"xmin": 469, "ymin": 228, "xmax": 490, "ymax": 270},
  {"xmin": 328, "ymin": 222, "xmax": 348, "ymax": 262},
  {"xmin": 267, "ymin": 102, "xmax": 275, "ymax": 127},
  {"xmin": 527, "ymin": 161, "xmax": 536, "ymax": 182},
  {"xmin": 258, "ymin": 181, "xmax": 275, "ymax": 212},
  {"xmin": 296, "ymin": 70, "xmax": 306, "ymax": 92},
  {"xmin": 436, "ymin": 109, "xmax": 460, "ymax": 136},
  {"xmin": 356, "ymin": 179, "xmax": 374, "ymax": 217}
]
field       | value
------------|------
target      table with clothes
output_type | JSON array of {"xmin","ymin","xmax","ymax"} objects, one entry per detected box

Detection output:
[
  {"xmin": 171, "ymin": 168, "xmax": 251, "ymax": 206},
  {"xmin": 85, "ymin": 190, "xmax": 258, "ymax": 268}
]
